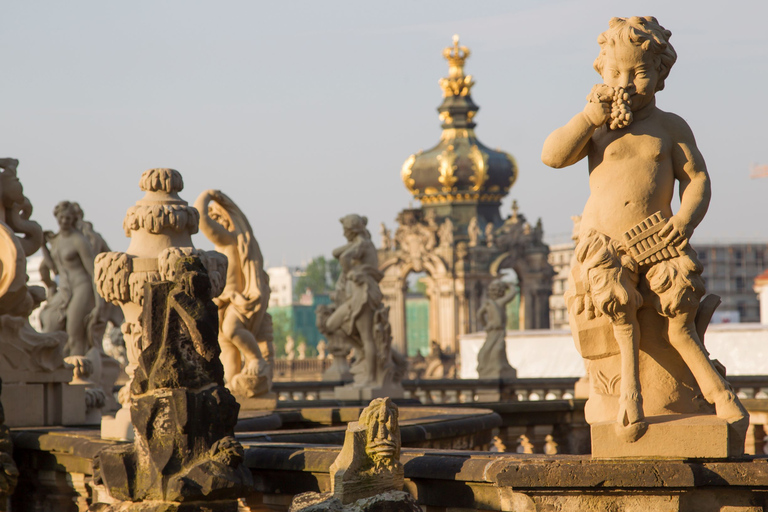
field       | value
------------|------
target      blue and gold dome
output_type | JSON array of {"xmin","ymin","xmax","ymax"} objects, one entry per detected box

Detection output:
[{"xmin": 401, "ymin": 36, "xmax": 517, "ymax": 206}]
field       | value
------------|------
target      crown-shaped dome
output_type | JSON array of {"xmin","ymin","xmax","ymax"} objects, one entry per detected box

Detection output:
[{"xmin": 401, "ymin": 36, "xmax": 517, "ymax": 205}]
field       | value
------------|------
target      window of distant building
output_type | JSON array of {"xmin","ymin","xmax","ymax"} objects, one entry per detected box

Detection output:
[{"xmin": 735, "ymin": 276, "xmax": 744, "ymax": 292}]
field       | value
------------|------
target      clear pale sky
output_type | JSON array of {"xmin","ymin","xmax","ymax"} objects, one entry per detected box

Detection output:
[{"xmin": 3, "ymin": 1, "xmax": 767, "ymax": 266}]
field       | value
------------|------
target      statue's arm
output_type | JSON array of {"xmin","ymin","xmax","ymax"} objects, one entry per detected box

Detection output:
[
  {"xmin": 500, "ymin": 286, "xmax": 518, "ymax": 306},
  {"xmin": 541, "ymin": 85, "xmax": 612, "ymax": 169},
  {"xmin": 659, "ymin": 115, "xmax": 711, "ymax": 248},
  {"xmin": 194, "ymin": 190, "xmax": 235, "ymax": 246}
]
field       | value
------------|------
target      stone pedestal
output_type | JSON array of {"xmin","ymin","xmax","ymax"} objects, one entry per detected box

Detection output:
[
  {"xmin": 3, "ymin": 376, "xmax": 86, "ymax": 427},
  {"xmin": 334, "ymin": 385, "xmax": 404, "ymax": 401},
  {"xmin": 592, "ymin": 414, "xmax": 744, "ymax": 459}
]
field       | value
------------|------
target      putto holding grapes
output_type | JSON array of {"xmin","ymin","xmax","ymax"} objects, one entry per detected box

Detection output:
[{"xmin": 541, "ymin": 16, "xmax": 748, "ymax": 450}]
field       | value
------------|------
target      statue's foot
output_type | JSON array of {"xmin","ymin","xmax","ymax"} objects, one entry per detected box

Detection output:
[
  {"xmin": 615, "ymin": 394, "xmax": 647, "ymax": 443},
  {"xmin": 713, "ymin": 390, "xmax": 748, "ymax": 425}
]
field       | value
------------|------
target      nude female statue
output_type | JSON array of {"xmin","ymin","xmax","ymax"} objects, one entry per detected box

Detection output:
[{"xmin": 40, "ymin": 201, "xmax": 102, "ymax": 357}]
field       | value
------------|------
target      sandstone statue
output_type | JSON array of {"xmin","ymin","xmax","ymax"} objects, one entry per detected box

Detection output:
[
  {"xmin": 289, "ymin": 398, "xmax": 421, "ymax": 512},
  {"xmin": 0, "ymin": 159, "xmax": 86, "ymax": 427},
  {"xmin": 195, "ymin": 189, "xmax": 274, "ymax": 405},
  {"xmin": 467, "ymin": 216, "xmax": 480, "ymax": 247},
  {"xmin": 39, "ymin": 201, "xmax": 123, "ymax": 414},
  {"xmin": 317, "ymin": 215, "xmax": 405, "ymax": 399},
  {"xmin": 541, "ymin": 16, "xmax": 748, "ymax": 456},
  {"xmin": 39, "ymin": 201, "xmax": 102, "ymax": 357},
  {"xmin": 476, "ymin": 279, "xmax": 517, "ymax": 379},
  {"xmin": 91, "ymin": 256, "xmax": 252, "ymax": 508}
]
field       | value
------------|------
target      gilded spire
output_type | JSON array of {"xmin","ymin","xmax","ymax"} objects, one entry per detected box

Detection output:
[{"xmin": 439, "ymin": 35, "xmax": 475, "ymax": 97}]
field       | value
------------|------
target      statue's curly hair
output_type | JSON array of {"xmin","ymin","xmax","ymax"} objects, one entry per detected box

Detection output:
[{"xmin": 594, "ymin": 16, "xmax": 677, "ymax": 92}]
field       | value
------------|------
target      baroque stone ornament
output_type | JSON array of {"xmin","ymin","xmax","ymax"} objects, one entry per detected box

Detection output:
[
  {"xmin": 195, "ymin": 190, "xmax": 275, "ymax": 409},
  {"xmin": 91, "ymin": 256, "xmax": 252, "ymax": 510},
  {"xmin": 317, "ymin": 215, "xmax": 405, "ymax": 400},
  {"xmin": 289, "ymin": 398, "xmax": 421, "ymax": 512},
  {"xmin": 476, "ymin": 279, "xmax": 517, "ymax": 380},
  {"xmin": 541, "ymin": 16, "xmax": 748, "ymax": 457},
  {"xmin": 94, "ymin": 168, "xmax": 227, "ymax": 440},
  {"xmin": 0, "ymin": 158, "xmax": 86, "ymax": 427}
]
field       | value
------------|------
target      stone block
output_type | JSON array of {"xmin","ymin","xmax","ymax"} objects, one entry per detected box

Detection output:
[
  {"xmin": 58, "ymin": 383, "xmax": 87, "ymax": 425},
  {"xmin": 3, "ymin": 383, "xmax": 44, "ymax": 427},
  {"xmin": 592, "ymin": 414, "xmax": 742, "ymax": 459}
]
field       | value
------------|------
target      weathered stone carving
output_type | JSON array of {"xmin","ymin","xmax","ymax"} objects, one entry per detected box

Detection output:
[
  {"xmin": 94, "ymin": 168, "xmax": 226, "ymax": 440},
  {"xmin": 318, "ymin": 215, "xmax": 405, "ymax": 399},
  {"xmin": 289, "ymin": 398, "xmax": 420, "ymax": 512},
  {"xmin": 476, "ymin": 279, "xmax": 517, "ymax": 379},
  {"xmin": 0, "ymin": 159, "xmax": 85, "ymax": 426},
  {"xmin": 195, "ymin": 190, "xmax": 274, "ymax": 407},
  {"xmin": 541, "ymin": 16, "xmax": 748, "ymax": 456},
  {"xmin": 92, "ymin": 256, "xmax": 252, "ymax": 508}
]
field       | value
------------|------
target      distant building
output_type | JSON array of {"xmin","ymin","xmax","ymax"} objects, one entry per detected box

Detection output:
[
  {"xmin": 548, "ymin": 243, "xmax": 573, "ymax": 330},
  {"xmin": 266, "ymin": 266, "xmax": 303, "ymax": 307},
  {"xmin": 548, "ymin": 241, "xmax": 768, "ymax": 327}
]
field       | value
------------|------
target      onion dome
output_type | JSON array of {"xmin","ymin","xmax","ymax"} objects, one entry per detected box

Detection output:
[{"xmin": 401, "ymin": 36, "xmax": 517, "ymax": 205}]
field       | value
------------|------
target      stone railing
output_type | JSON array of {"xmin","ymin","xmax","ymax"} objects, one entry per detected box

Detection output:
[
  {"xmin": 273, "ymin": 358, "xmax": 333, "ymax": 381},
  {"xmin": 730, "ymin": 375, "xmax": 768, "ymax": 399},
  {"xmin": 273, "ymin": 377, "xmax": 579, "ymax": 403}
]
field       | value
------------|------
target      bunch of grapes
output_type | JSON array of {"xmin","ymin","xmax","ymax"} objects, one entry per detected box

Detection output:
[{"xmin": 609, "ymin": 87, "xmax": 633, "ymax": 130}]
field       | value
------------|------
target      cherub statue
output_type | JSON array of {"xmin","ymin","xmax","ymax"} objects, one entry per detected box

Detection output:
[
  {"xmin": 195, "ymin": 190, "xmax": 272, "ymax": 397},
  {"xmin": 541, "ymin": 16, "xmax": 747, "ymax": 443},
  {"xmin": 476, "ymin": 279, "xmax": 517, "ymax": 379},
  {"xmin": 467, "ymin": 216, "xmax": 480, "ymax": 247},
  {"xmin": 285, "ymin": 335, "xmax": 295, "ymax": 360}
]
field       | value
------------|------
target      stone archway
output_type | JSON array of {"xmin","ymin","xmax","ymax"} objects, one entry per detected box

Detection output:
[{"xmin": 379, "ymin": 251, "xmax": 454, "ymax": 355}]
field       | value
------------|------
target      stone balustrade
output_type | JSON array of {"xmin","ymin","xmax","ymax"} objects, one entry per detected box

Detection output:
[{"xmin": 273, "ymin": 377, "xmax": 579, "ymax": 403}]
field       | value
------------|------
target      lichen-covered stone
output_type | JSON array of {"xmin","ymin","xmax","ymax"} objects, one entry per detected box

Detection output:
[{"xmin": 92, "ymin": 256, "xmax": 252, "ymax": 508}]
